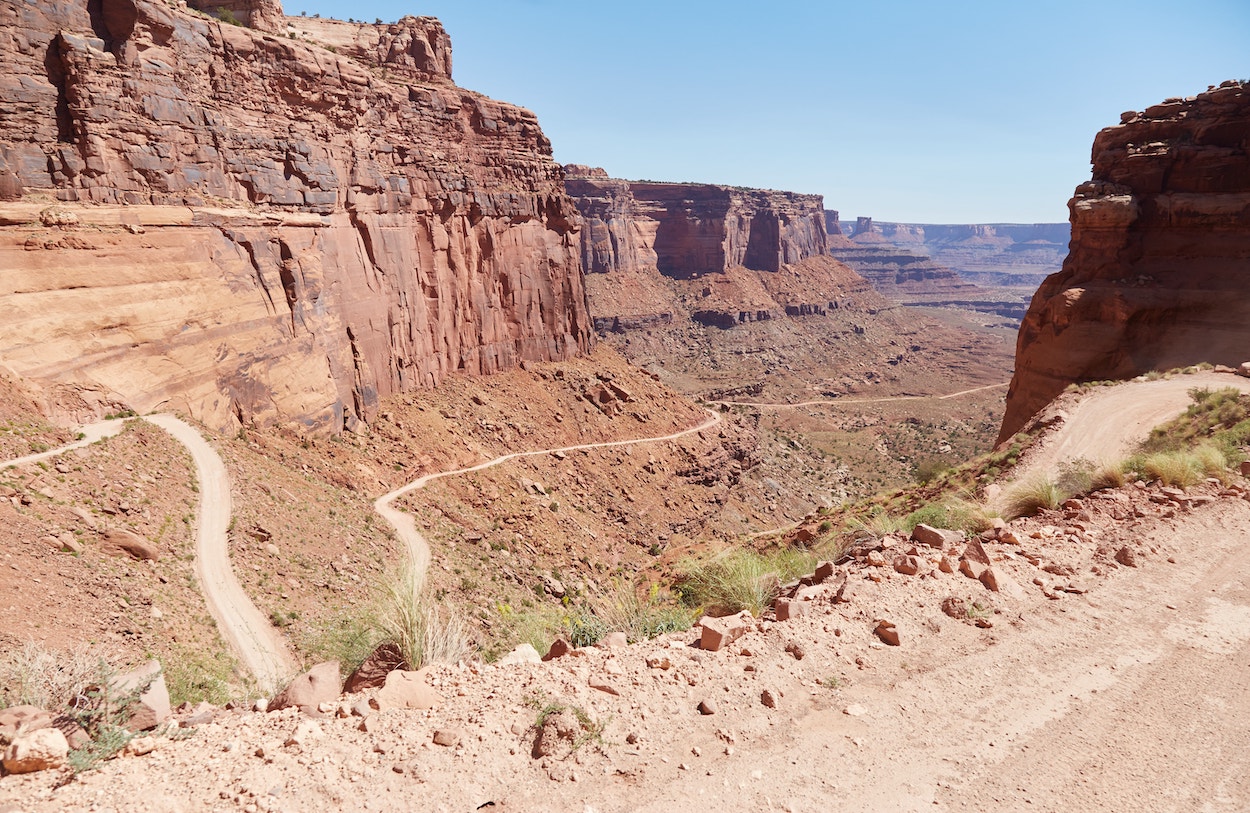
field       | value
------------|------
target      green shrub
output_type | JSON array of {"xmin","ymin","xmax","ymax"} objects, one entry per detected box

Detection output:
[
  {"xmin": 903, "ymin": 498, "xmax": 993, "ymax": 534},
  {"xmin": 1140, "ymin": 451, "xmax": 1203, "ymax": 488},
  {"xmin": 677, "ymin": 547, "xmax": 817, "ymax": 617},
  {"xmin": 1001, "ymin": 477, "xmax": 1065, "ymax": 519}
]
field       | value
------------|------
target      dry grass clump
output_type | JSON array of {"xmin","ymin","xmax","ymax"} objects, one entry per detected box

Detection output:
[
  {"xmin": 568, "ymin": 581, "xmax": 693, "ymax": 647},
  {"xmin": 377, "ymin": 569, "xmax": 475, "ymax": 669},
  {"xmin": 676, "ymin": 547, "xmax": 819, "ymax": 617},
  {"xmin": 1001, "ymin": 476, "xmax": 1065, "ymax": 519},
  {"xmin": 903, "ymin": 497, "xmax": 996, "ymax": 534},
  {"xmin": 1138, "ymin": 450, "xmax": 1205, "ymax": 488}
]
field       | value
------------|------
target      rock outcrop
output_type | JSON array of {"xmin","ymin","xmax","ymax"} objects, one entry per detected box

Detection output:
[
  {"xmin": 0, "ymin": 0, "xmax": 592, "ymax": 433},
  {"xmin": 827, "ymin": 216, "xmax": 983, "ymax": 304},
  {"xmin": 1000, "ymin": 81, "xmax": 1250, "ymax": 441},
  {"xmin": 565, "ymin": 166, "xmax": 863, "ymax": 331}
]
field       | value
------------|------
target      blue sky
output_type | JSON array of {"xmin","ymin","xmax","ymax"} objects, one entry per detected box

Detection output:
[{"xmin": 290, "ymin": 1, "xmax": 1249, "ymax": 224}]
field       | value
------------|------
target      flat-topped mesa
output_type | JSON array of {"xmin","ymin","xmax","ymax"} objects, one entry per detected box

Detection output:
[
  {"xmin": 827, "ymin": 216, "xmax": 984, "ymax": 304},
  {"xmin": 1000, "ymin": 81, "xmax": 1250, "ymax": 443},
  {"xmin": 564, "ymin": 167, "xmax": 856, "ymax": 330},
  {"xmin": 0, "ymin": 0, "xmax": 591, "ymax": 433}
]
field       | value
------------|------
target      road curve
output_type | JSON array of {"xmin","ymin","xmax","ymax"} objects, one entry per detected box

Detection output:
[
  {"xmin": 713, "ymin": 381, "xmax": 1008, "ymax": 410},
  {"xmin": 1, "ymin": 418, "xmax": 129, "ymax": 469},
  {"xmin": 1007, "ymin": 372, "xmax": 1250, "ymax": 489},
  {"xmin": 375, "ymin": 409, "xmax": 723, "ymax": 590},
  {"xmin": 144, "ymin": 414, "xmax": 296, "ymax": 691}
]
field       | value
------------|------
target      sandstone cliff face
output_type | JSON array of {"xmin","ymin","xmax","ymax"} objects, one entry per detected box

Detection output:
[
  {"xmin": 1000, "ymin": 81, "xmax": 1250, "ymax": 442},
  {"xmin": 0, "ymin": 0, "xmax": 592, "ymax": 432},
  {"xmin": 565, "ymin": 167, "xmax": 844, "ymax": 330}
]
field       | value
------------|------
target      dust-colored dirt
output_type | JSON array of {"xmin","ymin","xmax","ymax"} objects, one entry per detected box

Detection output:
[
  {"xmin": 1007, "ymin": 371, "xmax": 1250, "ymax": 490},
  {"xmin": 6, "ymin": 378, "xmax": 1250, "ymax": 811}
]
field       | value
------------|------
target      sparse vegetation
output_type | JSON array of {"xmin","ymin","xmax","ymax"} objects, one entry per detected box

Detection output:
[
  {"xmin": 376, "ymin": 568, "xmax": 475, "ymax": 669},
  {"xmin": 567, "ymin": 581, "xmax": 693, "ymax": 646},
  {"xmin": 903, "ymin": 497, "xmax": 994, "ymax": 534},
  {"xmin": 676, "ymin": 547, "xmax": 819, "ymax": 616},
  {"xmin": 0, "ymin": 640, "xmax": 112, "ymax": 710},
  {"xmin": 1001, "ymin": 476, "xmax": 1065, "ymax": 519}
]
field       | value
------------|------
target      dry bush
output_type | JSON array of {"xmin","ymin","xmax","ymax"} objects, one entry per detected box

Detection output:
[
  {"xmin": 377, "ymin": 569, "xmax": 475, "ymax": 668},
  {"xmin": 1002, "ymin": 476, "xmax": 1065, "ymax": 519},
  {"xmin": 0, "ymin": 640, "xmax": 116, "ymax": 711}
]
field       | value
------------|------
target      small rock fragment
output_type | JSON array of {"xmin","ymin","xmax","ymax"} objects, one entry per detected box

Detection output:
[{"xmin": 873, "ymin": 620, "xmax": 900, "ymax": 646}]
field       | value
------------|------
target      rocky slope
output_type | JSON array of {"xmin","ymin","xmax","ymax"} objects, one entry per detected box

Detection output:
[
  {"xmin": 0, "ymin": 0, "xmax": 592, "ymax": 434},
  {"xmin": 1001, "ymin": 80, "xmax": 1250, "ymax": 441}
]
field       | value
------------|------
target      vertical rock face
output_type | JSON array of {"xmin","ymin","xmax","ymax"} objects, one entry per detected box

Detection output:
[
  {"xmin": 564, "ymin": 166, "xmax": 846, "ymax": 330},
  {"xmin": 0, "ymin": 0, "xmax": 592, "ymax": 432},
  {"xmin": 1000, "ymin": 81, "xmax": 1250, "ymax": 442}
]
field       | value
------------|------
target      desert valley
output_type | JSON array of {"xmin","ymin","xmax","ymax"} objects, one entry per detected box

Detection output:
[{"xmin": 0, "ymin": 1, "xmax": 1248, "ymax": 811}]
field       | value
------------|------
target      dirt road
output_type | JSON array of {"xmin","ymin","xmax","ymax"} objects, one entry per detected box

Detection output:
[
  {"xmin": 375, "ymin": 409, "xmax": 722, "ymax": 589},
  {"xmin": 0, "ymin": 417, "xmax": 128, "ymax": 469},
  {"xmin": 1009, "ymin": 372, "xmax": 1250, "ymax": 487},
  {"xmin": 714, "ymin": 381, "xmax": 1008, "ymax": 410},
  {"xmin": 144, "ymin": 414, "xmax": 296, "ymax": 691}
]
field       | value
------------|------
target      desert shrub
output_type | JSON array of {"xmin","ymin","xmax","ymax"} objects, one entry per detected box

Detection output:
[
  {"xmin": 1001, "ymin": 476, "xmax": 1065, "ymax": 519},
  {"xmin": 1142, "ymin": 387, "xmax": 1250, "ymax": 453},
  {"xmin": 1140, "ymin": 451, "xmax": 1203, "ymax": 488},
  {"xmin": 376, "ymin": 570, "xmax": 474, "ymax": 669},
  {"xmin": 299, "ymin": 611, "xmax": 380, "ymax": 676},
  {"xmin": 569, "ymin": 581, "xmax": 693, "ymax": 645},
  {"xmin": 676, "ymin": 547, "xmax": 817, "ymax": 617},
  {"xmin": 0, "ymin": 640, "xmax": 113, "ymax": 711},
  {"xmin": 913, "ymin": 457, "xmax": 951, "ymax": 485},
  {"xmin": 163, "ymin": 646, "xmax": 235, "ymax": 707},
  {"xmin": 1089, "ymin": 461, "xmax": 1127, "ymax": 491},
  {"xmin": 903, "ymin": 498, "xmax": 993, "ymax": 534},
  {"xmin": 1193, "ymin": 444, "xmax": 1230, "ymax": 480}
]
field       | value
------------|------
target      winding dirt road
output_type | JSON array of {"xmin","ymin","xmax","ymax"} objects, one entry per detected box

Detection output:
[
  {"xmin": 374, "ymin": 409, "xmax": 723, "ymax": 590},
  {"xmin": 713, "ymin": 381, "xmax": 1008, "ymax": 410},
  {"xmin": 0, "ymin": 418, "xmax": 129, "ymax": 469},
  {"xmin": 1008, "ymin": 372, "xmax": 1250, "ymax": 487},
  {"xmin": 143, "ymin": 415, "xmax": 296, "ymax": 691}
]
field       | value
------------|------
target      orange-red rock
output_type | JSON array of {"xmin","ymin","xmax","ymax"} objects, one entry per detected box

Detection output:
[
  {"xmin": 1002, "ymin": 81, "xmax": 1250, "ymax": 441},
  {"xmin": 0, "ymin": 0, "xmax": 592, "ymax": 433}
]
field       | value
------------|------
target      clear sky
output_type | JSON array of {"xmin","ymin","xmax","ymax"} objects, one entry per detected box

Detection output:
[{"xmin": 289, "ymin": 0, "xmax": 1248, "ymax": 224}]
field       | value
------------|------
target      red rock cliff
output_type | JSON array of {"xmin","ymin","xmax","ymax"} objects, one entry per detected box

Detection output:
[
  {"xmin": 0, "ymin": 0, "xmax": 592, "ymax": 432},
  {"xmin": 564, "ymin": 167, "xmax": 854, "ymax": 330},
  {"xmin": 1000, "ymin": 81, "xmax": 1250, "ymax": 442}
]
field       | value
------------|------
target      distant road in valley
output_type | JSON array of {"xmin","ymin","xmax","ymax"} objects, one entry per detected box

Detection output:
[
  {"xmin": 375, "ymin": 409, "xmax": 723, "ymax": 590},
  {"xmin": 713, "ymin": 381, "xmax": 1009, "ymax": 409}
]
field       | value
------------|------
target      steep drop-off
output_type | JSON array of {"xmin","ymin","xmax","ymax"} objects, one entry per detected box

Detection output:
[
  {"xmin": 0, "ymin": 0, "xmax": 592, "ymax": 433},
  {"xmin": 1001, "ymin": 81, "xmax": 1250, "ymax": 442}
]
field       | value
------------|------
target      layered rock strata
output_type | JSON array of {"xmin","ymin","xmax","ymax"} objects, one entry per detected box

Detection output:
[
  {"xmin": 852, "ymin": 220, "xmax": 1069, "ymax": 290},
  {"xmin": 0, "ymin": 0, "xmax": 592, "ymax": 432},
  {"xmin": 565, "ymin": 166, "xmax": 854, "ymax": 330},
  {"xmin": 1000, "ymin": 81, "xmax": 1250, "ymax": 441},
  {"xmin": 827, "ymin": 216, "xmax": 982, "ymax": 304}
]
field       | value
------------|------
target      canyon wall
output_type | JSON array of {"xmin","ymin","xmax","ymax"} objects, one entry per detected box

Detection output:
[
  {"xmin": 0, "ymin": 0, "xmax": 592, "ymax": 432},
  {"xmin": 861, "ymin": 221, "xmax": 1069, "ymax": 290},
  {"xmin": 1000, "ymin": 81, "xmax": 1250, "ymax": 441},
  {"xmin": 826, "ymin": 215, "xmax": 983, "ymax": 304},
  {"xmin": 564, "ymin": 166, "xmax": 860, "ymax": 331}
]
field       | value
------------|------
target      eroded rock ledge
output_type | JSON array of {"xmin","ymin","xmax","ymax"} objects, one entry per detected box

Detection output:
[
  {"xmin": 1000, "ymin": 81, "xmax": 1250, "ymax": 442},
  {"xmin": 0, "ymin": 0, "xmax": 592, "ymax": 432}
]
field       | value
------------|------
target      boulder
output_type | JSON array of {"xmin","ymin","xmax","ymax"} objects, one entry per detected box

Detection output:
[
  {"xmin": 541, "ymin": 638, "xmax": 573, "ymax": 662},
  {"xmin": 699, "ymin": 614, "xmax": 750, "ymax": 652},
  {"xmin": 599, "ymin": 632, "xmax": 629, "ymax": 648},
  {"xmin": 911, "ymin": 524, "xmax": 964, "ymax": 548},
  {"xmin": 0, "ymin": 706, "xmax": 53, "ymax": 742},
  {"xmin": 773, "ymin": 598, "xmax": 809, "ymax": 622},
  {"xmin": 100, "ymin": 529, "xmax": 160, "ymax": 561},
  {"xmin": 374, "ymin": 668, "xmax": 442, "ymax": 711},
  {"xmin": 497, "ymin": 643, "xmax": 542, "ymax": 665},
  {"xmin": 344, "ymin": 643, "xmax": 408, "ymax": 693},
  {"xmin": 110, "ymin": 660, "xmax": 170, "ymax": 732},
  {"xmin": 873, "ymin": 620, "xmax": 900, "ymax": 646},
  {"xmin": 2, "ymin": 728, "xmax": 69, "ymax": 774},
  {"xmin": 269, "ymin": 661, "xmax": 341, "ymax": 714}
]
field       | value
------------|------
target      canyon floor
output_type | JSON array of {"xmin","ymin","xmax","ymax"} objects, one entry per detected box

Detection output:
[{"xmin": 4, "ymin": 374, "xmax": 1250, "ymax": 811}]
